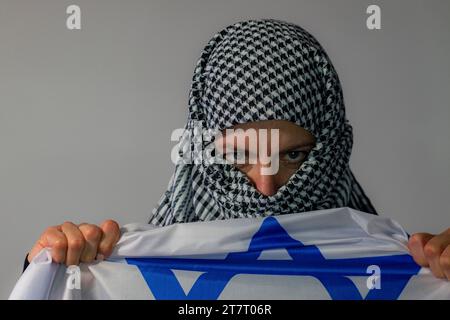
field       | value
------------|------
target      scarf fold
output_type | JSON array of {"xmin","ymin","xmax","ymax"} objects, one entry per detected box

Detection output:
[{"xmin": 149, "ymin": 19, "xmax": 377, "ymax": 226}]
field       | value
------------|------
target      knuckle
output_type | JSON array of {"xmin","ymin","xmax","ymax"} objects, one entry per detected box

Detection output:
[
  {"xmin": 83, "ymin": 225, "xmax": 101, "ymax": 241},
  {"xmin": 62, "ymin": 221, "xmax": 76, "ymax": 228},
  {"xmin": 68, "ymin": 238, "xmax": 85, "ymax": 250},
  {"xmin": 103, "ymin": 219, "xmax": 119, "ymax": 230},
  {"xmin": 408, "ymin": 233, "xmax": 422, "ymax": 245},
  {"xmin": 423, "ymin": 243, "xmax": 440, "ymax": 258},
  {"xmin": 53, "ymin": 238, "xmax": 68, "ymax": 250}
]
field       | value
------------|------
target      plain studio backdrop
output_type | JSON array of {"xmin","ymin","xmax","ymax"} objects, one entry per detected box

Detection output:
[{"xmin": 0, "ymin": 0, "xmax": 449, "ymax": 298}]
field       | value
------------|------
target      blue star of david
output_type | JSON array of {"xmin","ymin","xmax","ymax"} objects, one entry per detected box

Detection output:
[{"xmin": 126, "ymin": 217, "xmax": 421, "ymax": 300}]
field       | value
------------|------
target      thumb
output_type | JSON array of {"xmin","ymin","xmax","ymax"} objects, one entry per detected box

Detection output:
[
  {"xmin": 408, "ymin": 232, "xmax": 434, "ymax": 267},
  {"xmin": 28, "ymin": 226, "xmax": 67, "ymax": 263}
]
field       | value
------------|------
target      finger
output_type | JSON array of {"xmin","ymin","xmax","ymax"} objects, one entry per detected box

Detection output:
[
  {"xmin": 408, "ymin": 233, "xmax": 434, "ymax": 267},
  {"xmin": 78, "ymin": 224, "xmax": 102, "ymax": 263},
  {"xmin": 423, "ymin": 231, "xmax": 450, "ymax": 279},
  {"xmin": 61, "ymin": 222, "xmax": 85, "ymax": 266},
  {"xmin": 28, "ymin": 226, "xmax": 68, "ymax": 263},
  {"xmin": 97, "ymin": 220, "xmax": 121, "ymax": 259},
  {"xmin": 440, "ymin": 245, "xmax": 450, "ymax": 280}
]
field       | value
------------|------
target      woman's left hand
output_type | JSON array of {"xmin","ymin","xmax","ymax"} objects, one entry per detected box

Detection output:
[{"xmin": 408, "ymin": 229, "xmax": 450, "ymax": 280}]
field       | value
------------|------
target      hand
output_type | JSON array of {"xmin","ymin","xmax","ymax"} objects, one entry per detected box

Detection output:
[
  {"xmin": 28, "ymin": 220, "xmax": 121, "ymax": 266},
  {"xmin": 408, "ymin": 229, "xmax": 450, "ymax": 280}
]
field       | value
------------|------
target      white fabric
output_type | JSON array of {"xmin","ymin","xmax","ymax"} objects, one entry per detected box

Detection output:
[{"xmin": 9, "ymin": 207, "xmax": 450, "ymax": 300}]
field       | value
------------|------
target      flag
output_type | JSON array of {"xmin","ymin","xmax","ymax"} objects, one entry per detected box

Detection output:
[{"xmin": 9, "ymin": 207, "xmax": 450, "ymax": 300}]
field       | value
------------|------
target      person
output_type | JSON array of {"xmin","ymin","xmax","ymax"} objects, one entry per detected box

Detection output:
[{"xmin": 25, "ymin": 19, "xmax": 450, "ymax": 280}]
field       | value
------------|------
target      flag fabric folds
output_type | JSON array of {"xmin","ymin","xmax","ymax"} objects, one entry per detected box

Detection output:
[{"xmin": 9, "ymin": 207, "xmax": 450, "ymax": 300}]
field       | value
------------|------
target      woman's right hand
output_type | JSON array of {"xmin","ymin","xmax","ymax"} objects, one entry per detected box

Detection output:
[{"xmin": 27, "ymin": 220, "xmax": 121, "ymax": 266}]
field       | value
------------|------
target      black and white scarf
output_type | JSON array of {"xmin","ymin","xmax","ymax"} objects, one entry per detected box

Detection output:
[{"xmin": 149, "ymin": 19, "xmax": 377, "ymax": 226}]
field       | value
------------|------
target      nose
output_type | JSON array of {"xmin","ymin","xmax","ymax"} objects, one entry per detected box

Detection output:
[{"xmin": 245, "ymin": 163, "xmax": 278, "ymax": 196}]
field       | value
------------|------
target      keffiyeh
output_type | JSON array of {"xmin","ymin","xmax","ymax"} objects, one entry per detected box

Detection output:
[{"xmin": 149, "ymin": 19, "xmax": 376, "ymax": 226}]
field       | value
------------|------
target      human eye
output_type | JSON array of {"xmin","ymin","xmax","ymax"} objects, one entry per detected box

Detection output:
[{"xmin": 281, "ymin": 150, "xmax": 308, "ymax": 164}]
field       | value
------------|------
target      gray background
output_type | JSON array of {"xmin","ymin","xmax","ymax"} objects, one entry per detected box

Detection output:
[{"xmin": 0, "ymin": 0, "xmax": 449, "ymax": 298}]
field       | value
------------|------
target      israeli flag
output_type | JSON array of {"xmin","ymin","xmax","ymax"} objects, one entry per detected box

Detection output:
[{"xmin": 9, "ymin": 207, "xmax": 450, "ymax": 300}]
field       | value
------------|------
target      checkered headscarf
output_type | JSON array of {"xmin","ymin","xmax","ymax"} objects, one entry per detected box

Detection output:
[{"xmin": 149, "ymin": 19, "xmax": 377, "ymax": 226}]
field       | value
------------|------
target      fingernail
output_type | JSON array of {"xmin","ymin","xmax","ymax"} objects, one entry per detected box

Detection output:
[{"xmin": 96, "ymin": 254, "xmax": 104, "ymax": 261}]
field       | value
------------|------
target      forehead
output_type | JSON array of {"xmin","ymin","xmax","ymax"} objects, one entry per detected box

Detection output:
[
  {"xmin": 228, "ymin": 119, "xmax": 314, "ymax": 137},
  {"xmin": 216, "ymin": 119, "xmax": 316, "ymax": 147}
]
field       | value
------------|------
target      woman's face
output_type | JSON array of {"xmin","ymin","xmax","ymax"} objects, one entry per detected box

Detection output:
[{"xmin": 216, "ymin": 120, "xmax": 316, "ymax": 196}]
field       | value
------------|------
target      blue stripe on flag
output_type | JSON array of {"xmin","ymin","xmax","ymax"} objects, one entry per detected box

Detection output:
[{"xmin": 127, "ymin": 217, "xmax": 421, "ymax": 300}]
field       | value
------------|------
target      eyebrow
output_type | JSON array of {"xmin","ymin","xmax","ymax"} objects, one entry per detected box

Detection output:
[
  {"xmin": 218, "ymin": 141, "xmax": 315, "ymax": 153},
  {"xmin": 279, "ymin": 142, "xmax": 315, "ymax": 153}
]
